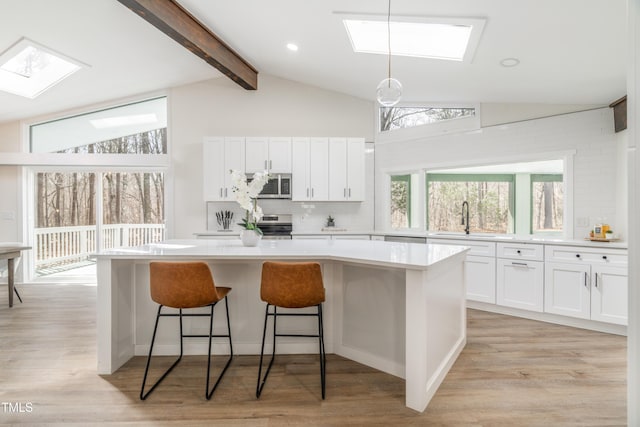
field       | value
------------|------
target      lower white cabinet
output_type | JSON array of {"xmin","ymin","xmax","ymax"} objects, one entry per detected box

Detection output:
[
  {"xmin": 544, "ymin": 245, "xmax": 628, "ymax": 326},
  {"xmin": 497, "ymin": 259, "xmax": 544, "ymax": 312},
  {"xmin": 428, "ymin": 238, "xmax": 496, "ymax": 304},
  {"xmin": 496, "ymin": 243, "xmax": 544, "ymax": 312}
]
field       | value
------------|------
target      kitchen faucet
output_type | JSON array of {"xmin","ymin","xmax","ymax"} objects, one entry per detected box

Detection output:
[{"xmin": 461, "ymin": 201, "xmax": 470, "ymax": 235}]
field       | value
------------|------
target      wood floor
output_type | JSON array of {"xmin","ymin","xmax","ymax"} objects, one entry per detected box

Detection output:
[{"xmin": 0, "ymin": 284, "xmax": 626, "ymax": 426}]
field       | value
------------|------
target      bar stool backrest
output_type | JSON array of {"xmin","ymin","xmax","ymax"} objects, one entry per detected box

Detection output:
[
  {"xmin": 149, "ymin": 262, "xmax": 221, "ymax": 309},
  {"xmin": 260, "ymin": 262, "xmax": 325, "ymax": 308}
]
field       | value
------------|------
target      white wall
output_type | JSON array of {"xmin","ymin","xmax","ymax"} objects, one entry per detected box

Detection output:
[
  {"xmin": 0, "ymin": 121, "xmax": 23, "ymax": 242},
  {"xmin": 169, "ymin": 75, "xmax": 376, "ymax": 237},
  {"xmin": 375, "ymin": 108, "xmax": 623, "ymax": 240}
]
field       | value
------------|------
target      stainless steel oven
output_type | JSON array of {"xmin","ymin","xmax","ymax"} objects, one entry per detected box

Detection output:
[
  {"xmin": 249, "ymin": 174, "xmax": 291, "ymax": 199},
  {"xmin": 258, "ymin": 214, "xmax": 292, "ymax": 239}
]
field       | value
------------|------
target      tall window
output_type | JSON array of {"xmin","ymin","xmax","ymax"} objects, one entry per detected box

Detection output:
[
  {"xmin": 391, "ymin": 175, "xmax": 412, "ymax": 228},
  {"xmin": 30, "ymin": 97, "xmax": 167, "ymax": 277},
  {"xmin": 426, "ymin": 174, "xmax": 515, "ymax": 234},
  {"xmin": 531, "ymin": 174, "xmax": 563, "ymax": 234}
]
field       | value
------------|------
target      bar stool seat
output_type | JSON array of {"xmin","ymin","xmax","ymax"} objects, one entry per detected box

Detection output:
[
  {"xmin": 256, "ymin": 261, "xmax": 326, "ymax": 399},
  {"xmin": 140, "ymin": 261, "xmax": 233, "ymax": 400}
]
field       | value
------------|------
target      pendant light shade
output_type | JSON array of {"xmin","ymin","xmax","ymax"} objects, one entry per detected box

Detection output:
[
  {"xmin": 376, "ymin": 77, "xmax": 402, "ymax": 107},
  {"xmin": 377, "ymin": 0, "xmax": 401, "ymax": 107}
]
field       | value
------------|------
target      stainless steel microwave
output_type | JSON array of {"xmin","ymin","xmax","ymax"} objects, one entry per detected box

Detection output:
[{"xmin": 249, "ymin": 174, "xmax": 292, "ymax": 199}]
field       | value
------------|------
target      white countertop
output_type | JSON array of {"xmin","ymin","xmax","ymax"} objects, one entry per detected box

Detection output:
[{"xmin": 95, "ymin": 238, "xmax": 469, "ymax": 271}]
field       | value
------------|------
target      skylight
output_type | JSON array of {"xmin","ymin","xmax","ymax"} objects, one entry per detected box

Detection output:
[
  {"xmin": 341, "ymin": 15, "xmax": 485, "ymax": 63},
  {"xmin": 0, "ymin": 38, "xmax": 84, "ymax": 99}
]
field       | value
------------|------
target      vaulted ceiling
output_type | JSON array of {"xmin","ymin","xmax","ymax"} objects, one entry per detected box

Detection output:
[{"xmin": 0, "ymin": 0, "xmax": 626, "ymax": 124}]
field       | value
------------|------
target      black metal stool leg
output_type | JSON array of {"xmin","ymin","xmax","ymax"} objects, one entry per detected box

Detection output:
[
  {"xmin": 256, "ymin": 304, "xmax": 277, "ymax": 398},
  {"xmin": 318, "ymin": 304, "xmax": 326, "ymax": 399},
  {"xmin": 14, "ymin": 286, "xmax": 22, "ymax": 303},
  {"xmin": 140, "ymin": 306, "xmax": 184, "ymax": 400},
  {"xmin": 205, "ymin": 296, "xmax": 234, "ymax": 400}
]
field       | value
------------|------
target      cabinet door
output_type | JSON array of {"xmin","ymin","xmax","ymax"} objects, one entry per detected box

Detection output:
[
  {"xmin": 203, "ymin": 137, "xmax": 225, "ymax": 201},
  {"xmin": 268, "ymin": 137, "xmax": 292, "ymax": 173},
  {"xmin": 591, "ymin": 265, "xmax": 628, "ymax": 325},
  {"xmin": 223, "ymin": 137, "xmax": 245, "ymax": 199},
  {"xmin": 346, "ymin": 138, "xmax": 365, "ymax": 201},
  {"xmin": 309, "ymin": 137, "xmax": 329, "ymax": 200},
  {"xmin": 291, "ymin": 138, "xmax": 310, "ymax": 201},
  {"xmin": 465, "ymin": 255, "xmax": 496, "ymax": 304},
  {"xmin": 245, "ymin": 137, "xmax": 269, "ymax": 173},
  {"xmin": 328, "ymin": 137, "xmax": 348, "ymax": 200},
  {"xmin": 544, "ymin": 262, "xmax": 591, "ymax": 319},
  {"xmin": 497, "ymin": 259, "xmax": 544, "ymax": 312}
]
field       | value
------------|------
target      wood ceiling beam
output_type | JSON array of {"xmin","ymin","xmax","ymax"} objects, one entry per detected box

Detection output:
[{"xmin": 116, "ymin": 0, "xmax": 258, "ymax": 90}]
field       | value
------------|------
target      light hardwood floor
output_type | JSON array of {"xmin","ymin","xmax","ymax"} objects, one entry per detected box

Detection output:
[{"xmin": 0, "ymin": 284, "xmax": 626, "ymax": 426}]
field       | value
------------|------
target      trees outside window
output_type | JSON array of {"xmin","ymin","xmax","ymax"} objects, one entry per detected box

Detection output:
[
  {"xmin": 380, "ymin": 106, "xmax": 475, "ymax": 132},
  {"xmin": 531, "ymin": 174, "xmax": 563, "ymax": 233}
]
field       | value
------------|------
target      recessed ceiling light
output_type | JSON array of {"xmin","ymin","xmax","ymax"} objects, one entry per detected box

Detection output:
[
  {"xmin": 0, "ymin": 37, "xmax": 86, "ymax": 99},
  {"xmin": 500, "ymin": 57, "xmax": 520, "ymax": 67},
  {"xmin": 340, "ymin": 14, "xmax": 486, "ymax": 63},
  {"xmin": 286, "ymin": 43, "xmax": 299, "ymax": 52}
]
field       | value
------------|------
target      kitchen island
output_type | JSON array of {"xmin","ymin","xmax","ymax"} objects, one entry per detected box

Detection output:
[{"xmin": 95, "ymin": 239, "xmax": 468, "ymax": 412}]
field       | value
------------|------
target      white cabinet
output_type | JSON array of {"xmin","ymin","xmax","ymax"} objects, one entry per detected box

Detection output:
[
  {"xmin": 292, "ymin": 137, "xmax": 329, "ymax": 201},
  {"xmin": 245, "ymin": 137, "xmax": 291, "ymax": 173},
  {"xmin": 428, "ymin": 238, "xmax": 496, "ymax": 304},
  {"xmin": 203, "ymin": 137, "xmax": 245, "ymax": 201},
  {"xmin": 328, "ymin": 137, "xmax": 365, "ymax": 201},
  {"xmin": 496, "ymin": 243, "xmax": 544, "ymax": 312},
  {"xmin": 544, "ymin": 245, "xmax": 627, "ymax": 325}
]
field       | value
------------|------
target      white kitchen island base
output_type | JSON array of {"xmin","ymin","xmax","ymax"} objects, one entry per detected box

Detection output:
[{"xmin": 96, "ymin": 239, "xmax": 468, "ymax": 412}]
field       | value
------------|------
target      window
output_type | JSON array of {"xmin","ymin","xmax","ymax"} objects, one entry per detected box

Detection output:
[
  {"xmin": 391, "ymin": 175, "xmax": 412, "ymax": 228},
  {"xmin": 531, "ymin": 174, "xmax": 563, "ymax": 234},
  {"xmin": 380, "ymin": 106, "xmax": 476, "ymax": 132},
  {"xmin": 30, "ymin": 97, "xmax": 167, "ymax": 154},
  {"xmin": 426, "ymin": 174, "xmax": 515, "ymax": 234}
]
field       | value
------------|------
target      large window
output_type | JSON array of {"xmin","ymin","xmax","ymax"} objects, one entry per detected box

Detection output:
[
  {"xmin": 426, "ymin": 174, "xmax": 515, "ymax": 234},
  {"xmin": 531, "ymin": 174, "xmax": 563, "ymax": 234}
]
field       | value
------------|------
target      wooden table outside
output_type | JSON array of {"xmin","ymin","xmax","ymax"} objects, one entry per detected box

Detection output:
[{"xmin": 0, "ymin": 244, "xmax": 31, "ymax": 307}]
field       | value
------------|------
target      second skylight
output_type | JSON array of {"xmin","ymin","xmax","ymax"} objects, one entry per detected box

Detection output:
[{"xmin": 342, "ymin": 16, "xmax": 485, "ymax": 62}]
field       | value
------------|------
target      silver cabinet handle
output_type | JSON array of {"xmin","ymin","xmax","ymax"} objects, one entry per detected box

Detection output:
[
  {"xmin": 306, "ymin": 188, "xmax": 309, "ymax": 197},
  {"xmin": 264, "ymin": 160, "xmax": 267, "ymax": 169},
  {"xmin": 512, "ymin": 262, "xmax": 528, "ymax": 267},
  {"xmin": 595, "ymin": 273, "xmax": 599, "ymax": 289},
  {"xmin": 269, "ymin": 160, "xmax": 272, "ymax": 169},
  {"xmin": 584, "ymin": 272, "xmax": 589, "ymax": 289},
  {"xmin": 312, "ymin": 188, "xmax": 314, "ymax": 197},
  {"xmin": 343, "ymin": 188, "xmax": 346, "ymax": 198},
  {"xmin": 349, "ymin": 188, "xmax": 351, "ymax": 197},
  {"xmin": 220, "ymin": 188, "xmax": 223, "ymax": 197},
  {"xmin": 225, "ymin": 188, "xmax": 228, "ymax": 198}
]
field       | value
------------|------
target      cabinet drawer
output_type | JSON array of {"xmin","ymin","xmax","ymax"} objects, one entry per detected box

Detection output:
[
  {"xmin": 545, "ymin": 245, "xmax": 628, "ymax": 266},
  {"xmin": 428, "ymin": 239, "xmax": 495, "ymax": 257},
  {"xmin": 497, "ymin": 242, "xmax": 543, "ymax": 261}
]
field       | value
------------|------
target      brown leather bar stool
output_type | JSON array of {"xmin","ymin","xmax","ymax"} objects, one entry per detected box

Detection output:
[
  {"xmin": 140, "ymin": 262, "xmax": 233, "ymax": 400},
  {"xmin": 256, "ymin": 261, "xmax": 326, "ymax": 399}
]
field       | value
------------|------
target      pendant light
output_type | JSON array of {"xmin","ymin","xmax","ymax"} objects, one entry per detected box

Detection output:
[{"xmin": 376, "ymin": 0, "xmax": 402, "ymax": 107}]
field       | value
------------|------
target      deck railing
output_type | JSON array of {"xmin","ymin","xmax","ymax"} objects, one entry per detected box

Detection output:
[{"xmin": 34, "ymin": 224, "xmax": 165, "ymax": 269}]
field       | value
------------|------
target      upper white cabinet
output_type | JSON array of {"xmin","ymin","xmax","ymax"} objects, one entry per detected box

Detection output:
[
  {"xmin": 245, "ymin": 137, "xmax": 292, "ymax": 174},
  {"xmin": 544, "ymin": 245, "xmax": 628, "ymax": 325},
  {"xmin": 203, "ymin": 137, "xmax": 245, "ymax": 201},
  {"xmin": 328, "ymin": 137, "xmax": 365, "ymax": 201},
  {"xmin": 292, "ymin": 137, "xmax": 329, "ymax": 201}
]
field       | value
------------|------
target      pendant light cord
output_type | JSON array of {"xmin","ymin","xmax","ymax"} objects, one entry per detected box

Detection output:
[{"xmin": 387, "ymin": 0, "xmax": 391, "ymax": 87}]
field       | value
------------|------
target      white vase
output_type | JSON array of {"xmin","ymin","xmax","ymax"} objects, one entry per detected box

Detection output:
[{"xmin": 240, "ymin": 229, "xmax": 262, "ymax": 247}]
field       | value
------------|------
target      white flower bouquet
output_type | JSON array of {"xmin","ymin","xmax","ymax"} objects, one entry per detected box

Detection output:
[{"xmin": 230, "ymin": 169, "xmax": 269, "ymax": 235}]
